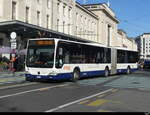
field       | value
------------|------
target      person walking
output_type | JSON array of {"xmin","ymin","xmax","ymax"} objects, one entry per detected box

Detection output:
[{"xmin": 10, "ymin": 56, "xmax": 18, "ymax": 72}]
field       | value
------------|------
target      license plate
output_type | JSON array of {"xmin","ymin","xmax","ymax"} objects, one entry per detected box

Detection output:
[{"xmin": 37, "ymin": 76, "xmax": 41, "ymax": 79}]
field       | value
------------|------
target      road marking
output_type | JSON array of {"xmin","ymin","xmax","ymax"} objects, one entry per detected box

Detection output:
[
  {"xmin": 39, "ymin": 87, "xmax": 50, "ymax": 91},
  {"xmin": 97, "ymin": 109, "xmax": 114, "ymax": 112},
  {"xmin": 111, "ymin": 89, "xmax": 119, "ymax": 93},
  {"xmin": 87, "ymin": 99, "xmax": 108, "ymax": 107},
  {"xmin": 45, "ymin": 88, "xmax": 114, "ymax": 112},
  {"xmin": 0, "ymin": 84, "xmax": 68, "ymax": 99},
  {"xmin": 0, "ymin": 82, "xmax": 38, "ymax": 90},
  {"xmin": 97, "ymin": 94, "xmax": 106, "ymax": 98},
  {"xmin": 79, "ymin": 100, "xmax": 90, "ymax": 105}
]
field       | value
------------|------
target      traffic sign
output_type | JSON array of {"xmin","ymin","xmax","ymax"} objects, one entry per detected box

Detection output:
[
  {"xmin": 11, "ymin": 42, "xmax": 17, "ymax": 49},
  {"xmin": 10, "ymin": 32, "xmax": 17, "ymax": 39},
  {"xmin": 10, "ymin": 32, "xmax": 17, "ymax": 50},
  {"xmin": 10, "ymin": 39, "xmax": 17, "ymax": 43}
]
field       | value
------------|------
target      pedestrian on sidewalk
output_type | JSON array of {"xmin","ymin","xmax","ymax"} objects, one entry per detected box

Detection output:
[{"xmin": 10, "ymin": 56, "xmax": 18, "ymax": 72}]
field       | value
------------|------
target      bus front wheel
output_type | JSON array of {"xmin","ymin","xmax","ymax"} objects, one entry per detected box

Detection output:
[
  {"xmin": 71, "ymin": 69, "xmax": 80, "ymax": 82},
  {"xmin": 25, "ymin": 77, "xmax": 34, "ymax": 82}
]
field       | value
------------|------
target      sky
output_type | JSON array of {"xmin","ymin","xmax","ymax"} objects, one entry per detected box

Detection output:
[{"xmin": 76, "ymin": 0, "xmax": 150, "ymax": 38}]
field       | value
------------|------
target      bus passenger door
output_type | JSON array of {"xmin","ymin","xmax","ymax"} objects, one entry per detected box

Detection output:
[{"xmin": 111, "ymin": 48, "xmax": 117, "ymax": 75}]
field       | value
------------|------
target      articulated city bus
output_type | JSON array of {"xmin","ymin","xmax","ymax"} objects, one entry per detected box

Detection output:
[{"xmin": 25, "ymin": 38, "xmax": 138, "ymax": 82}]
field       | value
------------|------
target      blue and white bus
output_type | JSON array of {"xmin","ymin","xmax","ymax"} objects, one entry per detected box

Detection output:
[{"xmin": 25, "ymin": 38, "xmax": 138, "ymax": 82}]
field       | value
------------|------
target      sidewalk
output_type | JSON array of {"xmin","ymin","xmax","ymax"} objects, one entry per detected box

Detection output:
[{"xmin": 0, "ymin": 71, "xmax": 26, "ymax": 85}]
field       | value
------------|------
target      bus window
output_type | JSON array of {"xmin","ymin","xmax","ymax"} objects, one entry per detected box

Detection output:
[
  {"xmin": 26, "ymin": 40, "xmax": 55, "ymax": 68},
  {"xmin": 127, "ymin": 51, "xmax": 138, "ymax": 63},
  {"xmin": 117, "ymin": 50, "xmax": 126, "ymax": 63},
  {"xmin": 97, "ymin": 47, "xmax": 105, "ymax": 63},
  {"xmin": 56, "ymin": 42, "xmax": 71, "ymax": 68}
]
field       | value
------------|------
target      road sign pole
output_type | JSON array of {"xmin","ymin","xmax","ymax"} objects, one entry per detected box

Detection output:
[{"xmin": 10, "ymin": 32, "xmax": 17, "ymax": 73}]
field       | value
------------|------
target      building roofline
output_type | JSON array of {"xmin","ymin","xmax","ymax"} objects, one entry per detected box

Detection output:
[
  {"xmin": 82, "ymin": 3, "xmax": 119, "ymax": 23},
  {"xmin": 83, "ymin": 3, "xmax": 116, "ymax": 17},
  {"xmin": 137, "ymin": 33, "xmax": 150, "ymax": 38},
  {"xmin": 76, "ymin": 2, "xmax": 99, "ymax": 19},
  {"xmin": 118, "ymin": 29, "xmax": 127, "ymax": 34},
  {"xmin": 143, "ymin": 33, "xmax": 150, "ymax": 35},
  {"xmin": 82, "ymin": 3, "xmax": 103, "ymax": 6}
]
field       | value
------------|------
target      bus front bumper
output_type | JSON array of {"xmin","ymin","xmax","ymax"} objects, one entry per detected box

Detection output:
[{"xmin": 25, "ymin": 73, "xmax": 72, "ymax": 81}]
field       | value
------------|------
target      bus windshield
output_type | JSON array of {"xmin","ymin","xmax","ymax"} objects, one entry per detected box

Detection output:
[{"xmin": 26, "ymin": 40, "xmax": 55, "ymax": 68}]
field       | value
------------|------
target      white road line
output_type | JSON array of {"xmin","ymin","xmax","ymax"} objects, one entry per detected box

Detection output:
[
  {"xmin": 45, "ymin": 88, "xmax": 114, "ymax": 112},
  {"xmin": 0, "ymin": 84, "xmax": 68, "ymax": 99},
  {"xmin": 0, "ymin": 82, "xmax": 38, "ymax": 90}
]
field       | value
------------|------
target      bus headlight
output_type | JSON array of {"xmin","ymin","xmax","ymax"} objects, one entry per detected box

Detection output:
[
  {"xmin": 49, "ymin": 71, "xmax": 57, "ymax": 76},
  {"xmin": 25, "ymin": 71, "xmax": 30, "ymax": 75}
]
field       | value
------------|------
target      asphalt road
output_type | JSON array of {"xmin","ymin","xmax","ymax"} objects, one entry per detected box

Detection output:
[{"xmin": 0, "ymin": 70, "xmax": 150, "ymax": 112}]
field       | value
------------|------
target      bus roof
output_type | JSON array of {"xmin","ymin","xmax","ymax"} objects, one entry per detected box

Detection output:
[
  {"xmin": 28, "ymin": 38, "xmax": 108, "ymax": 48},
  {"xmin": 112, "ymin": 46, "xmax": 138, "ymax": 52},
  {"xmin": 28, "ymin": 38, "xmax": 138, "ymax": 52}
]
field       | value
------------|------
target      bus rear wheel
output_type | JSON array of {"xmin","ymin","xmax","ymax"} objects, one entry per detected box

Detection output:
[{"xmin": 71, "ymin": 69, "xmax": 80, "ymax": 82}]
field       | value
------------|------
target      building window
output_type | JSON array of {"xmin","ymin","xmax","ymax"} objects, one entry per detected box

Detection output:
[
  {"xmin": 63, "ymin": 21, "xmax": 65, "ymax": 33},
  {"xmin": 26, "ymin": 7, "xmax": 29, "ymax": 23},
  {"xmin": 46, "ymin": 14, "xmax": 50, "ymax": 28},
  {"xmin": 81, "ymin": 15, "xmax": 83, "ymax": 24},
  {"xmin": 76, "ymin": 26, "xmax": 78, "ymax": 35},
  {"xmin": 107, "ymin": 25, "xmax": 111, "ymax": 46},
  {"xmin": 37, "ymin": 11, "xmax": 40, "ymax": 26},
  {"xmin": 63, "ymin": 5, "xmax": 66, "ymax": 16},
  {"xmin": 80, "ymin": 28, "xmax": 82, "ymax": 37},
  {"xmin": 68, "ymin": 8, "xmax": 71, "ymax": 18},
  {"xmin": 76, "ymin": 13, "xmax": 78, "ymax": 22},
  {"xmin": 47, "ymin": 0, "xmax": 51, "ymax": 8},
  {"xmin": 68, "ymin": 23, "xmax": 70, "ymax": 34},
  {"xmin": 37, "ymin": 0, "xmax": 40, "ymax": 4},
  {"xmin": 12, "ymin": 1, "xmax": 17, "ymax": 20},
  {"xmin": 57, "ymin": 19, "xmax": 59, "ymax": 31},
  {"xmin": 57, "ymin": 3, "xmax": 60, "ymax": 14},
  {"xmin": 143, "ymin": 38, "xmax": 145, "ymax": 54}
]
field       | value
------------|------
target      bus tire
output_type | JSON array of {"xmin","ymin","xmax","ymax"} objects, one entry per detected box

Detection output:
[
  {"xmin": 25, "ymin": 77, "xmax": 33, "ymax": 82},
  {"xmin": 126, "ymin": 66, "xmax": 131, "ymax": 74},
  {"xmin": 71, "ymin": 69, "xmax": 80, "ymax": 82},
  {"xmin": 104, "ymin": 67, "xmax": 109, "ymax": 77}
]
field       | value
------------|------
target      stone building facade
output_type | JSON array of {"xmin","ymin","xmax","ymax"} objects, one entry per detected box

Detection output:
[
  {"xmin": 117, "ymin": 29, "xmax": 137, "ymax": 51},
  {"xmin": 0, "ymin": 0, "xmax": 137, "ymax": 59},
  {"xmin": 136, "ymin": 33, "xmax": 150, "ymax": 60}
]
